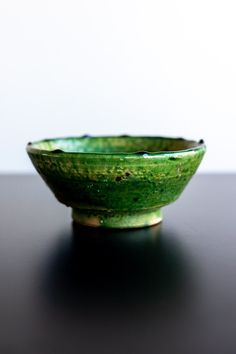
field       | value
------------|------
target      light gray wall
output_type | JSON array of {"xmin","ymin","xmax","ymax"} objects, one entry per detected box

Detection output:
[{"xmin": 0, "ymin": 0, "xmax": 235, "ymax": 172}]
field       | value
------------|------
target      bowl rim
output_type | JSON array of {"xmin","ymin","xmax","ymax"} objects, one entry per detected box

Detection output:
[{"xmin": 26, "ymin": 135, "xmax": 206, "ymax": 158}]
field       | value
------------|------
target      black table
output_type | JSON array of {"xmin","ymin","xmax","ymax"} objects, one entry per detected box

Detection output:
[{"xmin": 0, "ymin": 174, "xmax": 236, "ymax": 354}]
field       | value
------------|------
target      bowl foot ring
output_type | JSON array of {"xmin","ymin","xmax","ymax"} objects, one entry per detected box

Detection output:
[{"xmin": 72, "ymin": 208, "xmax": 162, "ymax": 229}]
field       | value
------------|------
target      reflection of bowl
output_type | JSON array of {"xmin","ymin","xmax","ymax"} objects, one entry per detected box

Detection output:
[
  {"xmin": 27, "ymin": 136, "xmax": 206, "ymax": 228},
  {"xmin": 43, "ymin": 224, "xmax": 189, "ymax": 309}
]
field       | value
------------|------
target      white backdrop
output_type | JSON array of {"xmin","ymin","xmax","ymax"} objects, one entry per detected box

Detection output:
[{"xmin": 0, "ymin": 0, "xmax": 235, "ymax": 172}]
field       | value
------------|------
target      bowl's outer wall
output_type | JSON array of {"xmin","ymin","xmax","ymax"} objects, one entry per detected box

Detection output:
[{"xmin": 27, "ymin": 147, "xmax": 206, "ymax": 211}]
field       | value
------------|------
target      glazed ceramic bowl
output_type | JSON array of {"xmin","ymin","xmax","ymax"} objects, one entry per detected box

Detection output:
[{"xmin": 27, "ymin": 136, "xmax": 206, "ymax": 228}]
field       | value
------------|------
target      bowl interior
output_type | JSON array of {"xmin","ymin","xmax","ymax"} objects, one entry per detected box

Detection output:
[{"xmin": 30, "ymin": 136, "xmax": 202, "ymax": 154}]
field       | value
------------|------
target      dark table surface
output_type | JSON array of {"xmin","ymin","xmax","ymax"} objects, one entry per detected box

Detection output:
[{"xmin": 0, "ymin": 174, "xmax": 236, "ymax": 354}]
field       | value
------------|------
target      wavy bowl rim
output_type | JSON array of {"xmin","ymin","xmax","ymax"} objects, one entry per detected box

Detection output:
[{"xmin": 26, "ymin": 135, "xmax": 206, "ymax": 158}]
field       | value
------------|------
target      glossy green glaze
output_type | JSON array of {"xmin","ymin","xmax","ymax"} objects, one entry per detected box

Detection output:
[{"xmin": 27, "ymin": 136, "xmax": 206, "ymax": 228}]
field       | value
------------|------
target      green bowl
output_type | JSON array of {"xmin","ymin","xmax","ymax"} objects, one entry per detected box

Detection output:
[{"xmin": 26, "ymin": 136, "xmax": 206, "ymax": 228}]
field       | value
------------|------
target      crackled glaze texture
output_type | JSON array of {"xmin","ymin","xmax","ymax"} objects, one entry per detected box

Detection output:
[{"xmin": 27, "ymin": 136, "xmax": 206, "ymax": 228}]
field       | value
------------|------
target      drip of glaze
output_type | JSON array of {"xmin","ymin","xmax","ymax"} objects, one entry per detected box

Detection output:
[{"xmin": 51, "ymin": 149, "xmax": 64, "ymax": 154}]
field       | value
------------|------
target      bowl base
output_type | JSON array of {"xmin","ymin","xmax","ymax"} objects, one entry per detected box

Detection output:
[{"xmin": 72, "ymin": 208, "xmax": 162, "ymax": 229}]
